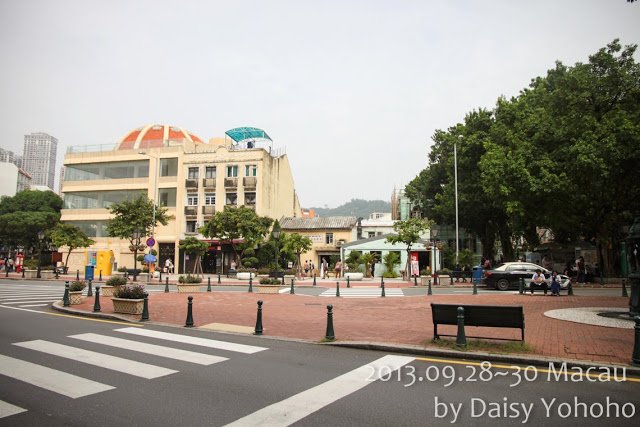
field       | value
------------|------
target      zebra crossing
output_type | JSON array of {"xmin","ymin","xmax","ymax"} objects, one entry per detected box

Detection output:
[
  {"xmin": 0, "ymin": 327, "xmax": 268, "ymax": 419},
  {"xmin": 319, "ymin": 287, "xmax": 404, "ymax": 298},
  {"xmin": 0, "ymin": 283, "xmax": 163, "ymax": 308}
]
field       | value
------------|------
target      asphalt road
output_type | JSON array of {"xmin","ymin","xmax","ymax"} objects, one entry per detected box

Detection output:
[{"xmin": 0, "ymin": 287, "xmax": 638, "ymax": 426}]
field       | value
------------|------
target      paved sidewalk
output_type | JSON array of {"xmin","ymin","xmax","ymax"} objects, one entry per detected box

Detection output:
[{"xmin": 53, "ymin": 278, "xmax": 637, "ymax": 367}]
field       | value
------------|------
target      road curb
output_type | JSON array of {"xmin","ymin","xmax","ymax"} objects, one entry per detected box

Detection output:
[{"xmin": 51, "ymin": 301, "xmax": 138, "ymax": 323}]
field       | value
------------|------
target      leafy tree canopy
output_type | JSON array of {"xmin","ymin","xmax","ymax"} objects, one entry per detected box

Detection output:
[
  {"xmin": 50, "ymin": 223, "xmax": 95, "ymax": 268},
  {"xmin": 0, "ymin": 190, "xmax": 62, "ymax": 248},
  {"xmin": 106, "ymin": 195, "xmax": 172, "ymax": 245}
]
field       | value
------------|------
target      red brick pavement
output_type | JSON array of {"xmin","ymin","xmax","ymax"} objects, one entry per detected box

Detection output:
[{"xmin": 67, "ymin": 288, "xmax": 634, "ymax": 366}]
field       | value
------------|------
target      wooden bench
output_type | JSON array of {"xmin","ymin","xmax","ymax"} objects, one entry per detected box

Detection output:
[{"xmin": 431, "ymin": 303, "xmax": 525, "ymax": 342}]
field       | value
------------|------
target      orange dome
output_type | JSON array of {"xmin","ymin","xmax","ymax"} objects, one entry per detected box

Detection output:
[{"xmin": 116, "ymin": 124, "xmax": 203, "ymax": 150}]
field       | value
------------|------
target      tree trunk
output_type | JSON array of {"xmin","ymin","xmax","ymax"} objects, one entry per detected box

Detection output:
[{"xmin": 65, "ymin": 248, "xmax": 72, "ymax": 268}]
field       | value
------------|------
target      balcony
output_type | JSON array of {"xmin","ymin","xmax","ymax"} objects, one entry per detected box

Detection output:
[
  {"xmin": 185, "ymin": 179, "xmax": 198, "ymax": 192},
  {"xmin": 224, "ymin": 178, "xmax": 238, "ymax": 188},
  {"xmin": 202, "ymin": 205, "xmax": 216, "ymax": 218},
  {"xmin": 243, "ymin": 177, "xmax": 257, "ymax": 188},
  {"xmin": 184, "ymin": 206, "xmax": 197, "ymax": 217},
  {"xmin": 202, "ymin": 178, "xmax": 216, "ymax": 189}
]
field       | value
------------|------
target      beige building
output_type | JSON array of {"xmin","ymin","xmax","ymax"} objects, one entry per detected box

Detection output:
[
  {"xmin": 61, "ymin": 124, "xmax": 301, "ymax": 274},
  {"xmin": 279, "ymin": 216, "xmax": 358, "ymax": 272}
]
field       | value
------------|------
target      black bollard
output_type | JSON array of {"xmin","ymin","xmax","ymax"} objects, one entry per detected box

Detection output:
[
  {"xmin": 313, "ymin": 274, "xmax": 316, "ymax": 286},
  {"xmin": 450, "ymin": 275, "xmax": 453, "ymax": 286},
  {"xmin": 54, "ymin": 268, "xmax": 59, "ymax": 279},
  {"xmin": 248, "ymin": 276, "xmax": 253, "ymax": 293},
  {"xmin": 6, "ymin": 266, "xmax": 9, "ymax": 277},
  {"xmin": 325, "ymin": 304, "xmax": 335, "ymax": 341},
  {"xmin": 207, "ymin": 277, "xmax": 211, "ymax": 292},
  {"xmin": 622, "ymin": 279, "xmax": 628, "ymax": 298},
  {"xmin": 281, "ymin": 275, "xmax": 286, "ymax": 286},
  {"xmin": 632, "ymin": 316, "xmax": 640, "ymax": 366},
  {"xmin": 185, "ymin": 296, "xmax": 194, "ymax": 327},
  {"xmin": 87, "ymin": 279, "xmax": 93, "ymax": 297},
  {"xmin": 63, "ymin": 282, "xmax": 70, "ymax": 307},
  {"xmin": 99, "ymin": 270, "xmax": 102, "ymax": 281},
  {"xmin": 36, "ymin": 265, "xmax": 41, "ymax": 279},
  {"xmin": 254, "ymin": 300, "xmax": 263, "ymax": 335},
  {"xmin": 428, "ymin": 279, "xmax": 433, "ymax": 296},
  {"xmin": 473, "ymin": 280, "xmax": 478, "ymax": 295},
  {"xmin": 159, "ymin": 270, "xmax": 162, "ymax": 283},
  {"xmin": 141, "ymin": 292, "xmax": 149, "ymax": 321},
  {"xmin": 519, "ymin": 278, "xmax": 524, "ymax": 295},
  {"xmin": 434, "ymin": 275, "xmax": 438, "ymax": 287},
  {"xmin": 76, "ymin": 269, "xmax": 80, "ymax": 281},
  {"xmin": 568, "ymin": 281, "xmax": 574, "ymax": 296},
  {"xmin": 381, "ymin": 282, "xmax": 386, "ymax": 297},
  {"xmin": 336, "ymin": 282, "xmax": 341, "ymax": 297},
  {"xmin": 347, "ymin": 276, "xmax": 350, "ymax": 288},
  {"xmin": 165, "ymin": 276, "xmax": 169, "ymax": 293},
  {"xmin": 218, "ymin": 272, "xmax": 221, "ymax": 284},
  {"xmin": 93, "ymin": 286, "xmax": 101, "ymax": 312},
  {"xmin": 380, "ymin": 276, "xmax": 384, "ymax": 288},
  {"xmin": 290, "ymin": 277, "xmax": 295, "ymax": 294},
  {"xmin": 22, "ymin": 268, "xmax": 25, "ymax": 278},
  {"xmin": 456, "ymin": 306, "xmax": 467, "ymax": 347},
  {"xmin": 414, "ymin": 275, "xmax": 418, "ymax": 287}
]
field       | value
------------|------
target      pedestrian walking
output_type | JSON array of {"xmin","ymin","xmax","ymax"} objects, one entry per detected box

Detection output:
[{"xmin": 334, "ymin": 260, "xmax": 342, "ymax": 279}]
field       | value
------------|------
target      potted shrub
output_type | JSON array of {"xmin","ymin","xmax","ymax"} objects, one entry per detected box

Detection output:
[
  {"xmin": 69, "ymin": 280, "xmax": 86, "ymax": 304},
  {"xmin": 111, "ymin": 284, "xmax": 146, "ymax": 315},
  {"xmin": 177, "ymin": 274, "xmax": 202, "ymax": 293},
  {"xmin": 23, "ymin": 259, "xmax": 39, "ymax": 279},
  {"xmin": 101, "ymin": 275, "xmax": 127, "ymax": 297},
  {"xmin": 40, "ymin": 265, "xmax": 55, "ymax": 280},
  {"xmin": 256, "ymin": 277, "xmax": 283, "ymax": 294}
]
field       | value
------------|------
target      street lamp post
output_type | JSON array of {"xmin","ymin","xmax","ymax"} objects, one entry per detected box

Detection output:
[
  {"xmin": 431, "ymin": 228, "xmax": 439, "ymax": 276},
  {"xmin": 132, "ymin": 229, "xmax": 142, "ymax": 282},
  {"xmin": 272, "ymin": 221, "xmax": 281, "ymax": 277},
  {"xmin": 36, "ymin": 231, "xmax": 45, "ymax": 279}
]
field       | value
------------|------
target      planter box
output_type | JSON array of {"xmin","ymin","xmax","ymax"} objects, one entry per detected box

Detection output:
[
  {"xmin": 111, "ymin": 297, "xmax": 144, "ymax": 315},
  {"xmin": 344, "ymin": 272, "xmax": 364, "ymax": 281},
  {"xmin": 69, "ymin": 290, "xmax": 83, "ymax": 305},
  {"xmin": 41, "ymin": 270, "xmax": 54, "ymax": 280},
  {"xmin": 284, "ymin": 275, "xmax": 295, "ymax": 285},
  {"xmin": 237, "ymin": 272, "xmax": 256, "ymax": 280},
  {"xmin": 256, "ymin": 285, "xmax": 283, "ymax": 294},
  {"xmin": 23, "ymin": 269, "xmax": 38, "ymax": 279},
  {"xmin": 99, "ymin": 285, "xmax": 115, "ymax": 297},
  {"xmin": 112, "ymin": 271, "xmax": 126, "ymax": 277},
  {"xmin": 177, "ymin": 284, "xmax": 201, "ymax": 293}
]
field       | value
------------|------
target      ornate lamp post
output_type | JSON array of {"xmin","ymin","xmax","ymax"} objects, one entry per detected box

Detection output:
[
  {"xmin": 36, "ymin": 231, "xmax": 45, "ymax": 279},
  {"xmin": 626, "ymin": 217, "xmax": 640, "ymax": 316},
  {"xmin": 272, "ymin": 221, "xmax": 281, "ymax": 277}
]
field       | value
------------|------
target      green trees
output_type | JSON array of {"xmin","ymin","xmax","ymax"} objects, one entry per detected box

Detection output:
[
  {"xmin": 106, "ymin": 194, "xmax": 172, "ymax": 274},
  {"xmin": 405, "ymin": 40, "xmax": 640, "ymax": 274},
  {"xmin": 0, "ymin": 190, "xmax": 62, "ymax": 251},
  {"xmin": 386, "ymin": 217, "xmax": 433, "ymax": 278},
  {"xmin": 282, "ymin": 232, "xmax": 312, "ymax": 277},
  {"xmin": 49, "ymin": 223, "xmax": 95, "ymax": 270},
  {"xmin": 200, "ymin": 206, "xmax": 273, "ymax": 267},
  {"xmin": 179, "ymin": 236, "xmax": 209, "ymax": 276}
]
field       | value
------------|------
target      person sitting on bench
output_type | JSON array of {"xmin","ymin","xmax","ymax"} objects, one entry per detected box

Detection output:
[{"xmin": 530, "ymin": 269, "xmax": 548, "ymax": 295}]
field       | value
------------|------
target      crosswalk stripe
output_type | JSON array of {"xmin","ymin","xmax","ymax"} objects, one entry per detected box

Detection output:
[
  {"xmin": 69, "ymin": 333, "xmax": 228, "ymax": 365},
  {"xmin": 319, "ymin": 289, "xmax": 404, "ymax": 298},
  {"xmin": 0, "ymin": 354, "xmax": 115, "ymax": 398},
  {"xmin": 115, "ymin": 327, "xmax": 268, "ymax": 354},
  {"xmin": 225, "ymin": 355, "xmax": 414, "ymax": 426},
  {"xmin": 18, "ymin": 304, "xmax": 50, "ymax": 307},
  {"xmin": 13, "ymin": 340, "xmax": 177, "ymax": 379},
  {"xmin": 2, "ymin": 300, "xmax": 59, "ymax": 305},
  {"xmin": 0, "ymin": 293, "xmax": 62, "ymax": 297},
  {"xmin": 0, "ymin": 400, "xmax": 27, "ymax": 419}
]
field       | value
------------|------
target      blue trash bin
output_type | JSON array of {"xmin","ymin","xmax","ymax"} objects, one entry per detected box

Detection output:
[
  {"xmin": 472, "ymin": 265, "xmax": 483, "ymax": 285},
  {"xmin": 84, "ymin": 265, "xmax": 95, "ymax": 281}
]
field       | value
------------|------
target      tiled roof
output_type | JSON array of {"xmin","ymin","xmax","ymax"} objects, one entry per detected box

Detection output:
[{"xmin": 280, "ymin": 216, "xmax": 358, "ymax": 230}]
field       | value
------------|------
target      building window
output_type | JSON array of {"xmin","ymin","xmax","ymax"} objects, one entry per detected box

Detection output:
[
  {"xmin": 325, "ymin": 233, "xmax": 334, "ymax": 244},
  {"xmin": 205, "ymin": 193, "xmax": 215, "ymax": 205},
  {"xmin": 160, "ymin": 158, "xmax": 178, "ymax": 177},
  {"xmin": 226, "ymin": 165, "xmax": 238, "ymax": 177},
  {"xmin": 226, "ymin": 192, "xmax": 237, "ymax": 205},
  {"xmin": 187, "ymin": 195, "xmax": 198, "ymax": 206},
  {"xmin": 245, "ymin": 164, "xmax": 257, "ymax": 177},
  {"xmin": 186, "ymin": 221, "xmax": 197, "ymax": 233},
  {"xmin": 205, "ymin": 166, "xmax": 216, "ymax": 179},
  {"xmin": 368, "ymin": 231, "xmax": 375, "ymax": 238},
  {"xmin": 188, "ymin": 167, "xmax": 199, "ymax": 179},
  {"xmin": 158, "ymin": 188, "xmax": 177, "ymax": 207},
  {"xmin": 244, "ymin": 192, "xmax": 256, "ymax": 205}
]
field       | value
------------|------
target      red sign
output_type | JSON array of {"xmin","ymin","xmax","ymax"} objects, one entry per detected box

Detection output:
[{"xmin": 146, "ymin": 237, "xmax": 156, "ymax": 247}]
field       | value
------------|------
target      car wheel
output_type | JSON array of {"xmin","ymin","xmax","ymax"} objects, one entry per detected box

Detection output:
[{"xmin": 496, "ymin": 279, "xmax": 511, "ymax": 291}]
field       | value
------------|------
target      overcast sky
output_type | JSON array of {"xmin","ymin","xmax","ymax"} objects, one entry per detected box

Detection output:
[{"xmin": 1, "ymin": 1, "xmax": 638, "ymax": 208}]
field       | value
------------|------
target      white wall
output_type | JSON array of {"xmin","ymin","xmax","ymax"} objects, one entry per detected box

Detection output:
[{"xmin": 0, "ymin": 163, "xmax": 19, "ymax": 197}]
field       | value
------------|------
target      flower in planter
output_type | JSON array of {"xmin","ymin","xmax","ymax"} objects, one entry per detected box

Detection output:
[
  {"xmin": 178, "ymin": 274, "xmax": 202, "ymax": 284},
  {"xmin": 113, "ymin": 284, "xmax": 146, "ymax": 299},
  {"xmin": 106, "ymin": 276, "xmax": 127, "ymax": 287},
  {"xmin": 69, "ymin": 281, "xmax": 86, "ymax": 292}
]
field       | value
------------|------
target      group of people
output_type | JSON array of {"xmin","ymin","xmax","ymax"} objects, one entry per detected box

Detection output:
[
  {"xmin": 1, "ymin": 257, "xmax": 14, "ymax": 272},
  {"xmin": 529, "ymin": 269, "xmax": 562, "ymax": 296}
]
